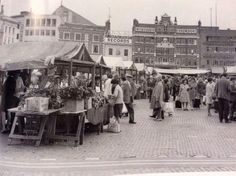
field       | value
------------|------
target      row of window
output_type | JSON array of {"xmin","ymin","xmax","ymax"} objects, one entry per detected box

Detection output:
[
  {"xmin": 206, "ymin": 60, "xmax": 235, "ymax": 66},
  {"xmin": 25, "ymin": 29, "xmax": 56, "ymax": 36},
  {"xmin": 206, "ymin": 36, "xmax": 236, "ymax": 42},
  {"xmin": 134, "ymin": 37, "xmax": 196, "ymax": 45},
  {"xmin": 4, "ymin": 26, "xmax": 16, "ymax": 35},
  {"xmin": 62, "ymin": 32, "xmax": 100, "ymax": 42},
  {"xmin": 206, "ymin": 46, "xmax": 236, "ymax": 53},
  {"xmin": 108, "ymin": 48, "xmax": 129, "ymax": 56},
  {"xmin": 25, "ymin": 18, "xmax": 57, "ymax": 27}
]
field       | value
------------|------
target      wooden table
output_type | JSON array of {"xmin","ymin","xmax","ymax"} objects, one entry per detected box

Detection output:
[
  {"xmin": 8, "ymin": 108, "xmax": 60, "ymax": 146},
  {"xmin": 47, "ymin": 110, "xmax": 87, "ymax": 147}
]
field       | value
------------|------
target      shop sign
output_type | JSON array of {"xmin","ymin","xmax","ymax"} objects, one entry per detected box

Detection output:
[
  {"xmin": 177, "ymin": 29, "xmax": 197, "ymax": 34},
  {"xmin": 105, "ymin": 37, "xmax": 132, "ymax": 44}
]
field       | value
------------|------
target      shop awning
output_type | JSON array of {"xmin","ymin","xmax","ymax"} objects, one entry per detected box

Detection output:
[
  {"xmin": 0, "ymin": 41, "xmax": 95, "ymax": 71},
  {"xmin": 154, "ymin": 68, "xmax": 210, "ymax": 75},
  {"xmin": 226, "ymin": 66, "xmax": 236, "ymax": 75},
  {"xmin": 122, "ymin": 61, "xmax": 137, "ymax": 70},
  {"xmin": 103, "ymin": 56, "xmax": 125, "ymax": 69}
]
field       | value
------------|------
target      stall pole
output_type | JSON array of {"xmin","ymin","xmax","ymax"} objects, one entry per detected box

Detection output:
[
  {"xmin": 136, "ymin": 70, "xmax": 138, "ymax": 83},
  {"xmin": 68, "ymin": 60, "xmax": 73, "ymax": 86},
  {"xmin": 99, "ymin": 65, "xmax": 102, "ymax": 91},
  {"xmin": 92, "ymin": 65, "xmax": 96, "ymax": 89}
]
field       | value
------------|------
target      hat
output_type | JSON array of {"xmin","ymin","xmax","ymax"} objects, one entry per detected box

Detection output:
[{"xmin": 125, "ymin": 73, "xmax": 133, "ymax": 78}]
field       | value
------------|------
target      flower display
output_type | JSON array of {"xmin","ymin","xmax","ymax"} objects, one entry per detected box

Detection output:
[
  {"xmin": 92, "ymin": 92, "xmax": 106, "ymax": 109},
  {"xmin": 59, "ymin": 86, "xmax": 94, "ymax": 100}
]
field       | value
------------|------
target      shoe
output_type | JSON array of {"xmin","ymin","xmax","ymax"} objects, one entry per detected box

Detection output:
[
  {"xmin": 1, "ymin": 129, "xmax": 10, "ymax": 134},
  {"xmin": 129, "ymin": 121, "xmax": 136, "ymax": 124},
  {"xmin": 149, "ymin": 115, "xmax": 156, "ymax": 118},
  {"xmin": 220, "ymin": 120, "xmax": 223, "ymax": 123}
]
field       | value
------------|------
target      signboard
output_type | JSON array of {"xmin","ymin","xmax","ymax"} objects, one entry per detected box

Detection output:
[
  {"xmin": 105, "ymin": 36, "xmax": 132, "ymax": 44},
  {"xmin": 177, "ymin": 29, "xmax": 197, "ymax": 34}
]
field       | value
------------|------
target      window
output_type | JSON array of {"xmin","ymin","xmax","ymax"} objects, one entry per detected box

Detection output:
[
  {"xmin": 46, "ymin": 19, "xmax": 51, "ymax": 26},
  {"xmin": 207, "ymin": 60, "xmax": 210, "ymax": 65},
  {"xmin": 35, "ymin": 29, "xmax": 40, "ymax": 35},
  {"xmin": 74, "ymin": 33, "xmax": 81, "ymax": 41},
  {"xmin": 215, "ymin": 47, "xmax": 218, "ymax": 52},
  {"xmin": 93, "ymin": 45, "xmax": 99, "ymax": 54},
  {"xmin": 51, "ymin": 30, "xmax": 56, "ymax": 36},
  {"xmin": 93, "ymin": 35, "xmax": 99, "ymax": 42},
  {"xmin": 63, "ymin": 32, "xmax": 70, "ymax": 40},
  {"xmin": 26, "ymin": 19, "xmax": 30, "ymax": 26},
  {"xmin": 109, "ymin": 48, "xmax": 113, "ymax": 55},
  {"xmin": 29, "ymin": 30, "xmax": 34, "ymax": 36},
  {"xmin": 52, "ymin": 19, "xmax": 57, "ymax": 26},
  {"xmin": 41, "ymin": 30, "xmax": 45, "ymax": 36},
  {"xmin": 8, "ymin": 27, "xmax": 11, "ymax": 34},
  {"xmin": 25, "ymin": 30, "xmax": 29, "ymax": 36},
  {"xmin": 36, "ymin": 19, "xmax": 41, "ymax": 26},
  {"xmin": 16, "ymin": 34, "xmax": 19, "ymax": 39},
  {"xmin": 85, "ymin": 34, "xmax": 89, "ymax": 41},
  {"xmin": 206, "ymin": 47, "xmax": 209, "ymax": 52},
  {"xmin": 41, "ymin": 19, "xmax": 46, "ymax": 26},
  {"xmin": 124, "ymin": 49, "xmax": 129, "ymax": 56},
  {"xmin": 46, "ymin": 30, "xmax": 50, "ymax": 36},
  {"xmin": 12, "ymin": 28, "xmax": 15, "ymax": 35}
]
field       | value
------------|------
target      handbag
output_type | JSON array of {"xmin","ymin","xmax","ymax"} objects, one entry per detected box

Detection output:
[
  {"xmin": 107, "ymin": 117, "xmax": 121, "ymax": 133},
  {"xmin": 163, "ymin": 102, "xmax": 174, "ymax": 113}
]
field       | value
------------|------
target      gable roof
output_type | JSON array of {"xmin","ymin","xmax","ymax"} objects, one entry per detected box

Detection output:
[{"xmin": 52, "ymin": 5, "xmax": 96, "ymax": 26}]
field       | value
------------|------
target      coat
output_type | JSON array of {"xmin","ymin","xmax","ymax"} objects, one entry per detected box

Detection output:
[
  {"xmin": 150, "ymin": 80, "xmax": 163, "ymax": 109},
  {"xmin": 215, "ymin": 77, "xmax": 230, "ymax": 101},
  {"xmin": 122, "ymin": 80, "xmax": 131, "ymax": 104}
]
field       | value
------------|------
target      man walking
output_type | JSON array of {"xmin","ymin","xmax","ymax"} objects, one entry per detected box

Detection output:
[
  {"xmin": 215, "ymin": 73, "xmax": 231, "ymax": 123},
  {"xmin": 122, "ymin": 74, "xmax": 136, "ymax": 124}
]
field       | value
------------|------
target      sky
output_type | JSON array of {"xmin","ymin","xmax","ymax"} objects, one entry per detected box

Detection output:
[{"xmin": 1, "ymin": 0, "xmax": 236, "ymax": 31}]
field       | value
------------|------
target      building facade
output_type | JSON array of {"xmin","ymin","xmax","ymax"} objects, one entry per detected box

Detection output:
[
  {"xmin": 103, "ymin": 31, "xmax": 132, "ymax": 61},
  {"xmin": 0, "ymin": 5, "xmax": 19, "ymax": 45},
  {"xmin": 132, "ymin": 14, "xmax": 199, "ymax": 68},
  {"xmin": 11, "ymin": 5, "xmax": 109, "ymax": 55},
  {"xmin": 198, "ymin": 25, "xmax": 236, "ymax": 68}
]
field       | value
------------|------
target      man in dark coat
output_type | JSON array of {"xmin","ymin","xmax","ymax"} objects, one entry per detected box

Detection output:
[
  {"xmin": 215, "ymin": 73, "xmax": 231, "ymax": 123},
  {"xmin": 229, "ymin": 76, "xmax": 236, "ymax": 120}
]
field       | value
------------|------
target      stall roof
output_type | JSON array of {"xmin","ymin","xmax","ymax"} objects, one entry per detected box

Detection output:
[
  {"xmin": 103, "ymin": 56, "xmax": 125, "ymax": 68},
  {"xmin": 154, "ymin": 68, "xmax": 209, "ymax": 75},
  {"xmin": 0, "ymin": 41, "xmax": 95, "ymax": 71},
  {"xmin": 211, "ymin": 67, "xmax": 224, "ymax": 74},
  {"xmin": 122, "ymin": 61, "xmax": 137, "ymax": 70},
  {"xmin": 226, "ymin": 66, "xmax": 236, "ymax": 75},
  {"xmin": 90, "ymin": 55, "xmax": 107, "ymax": 66},
  {"xmin": 134, "ymin": 63, "xmax": 146, "ymax": 72}
]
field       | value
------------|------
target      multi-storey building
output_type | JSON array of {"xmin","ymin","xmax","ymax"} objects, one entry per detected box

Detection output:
[
  {"xmin": 11, "ymin": 5, "xmax": 109, "ymax": 55},
  {"xmin": 198, "ymin": 24, "xmax": 236, "ymax": 68},
  {"xmin": 103, "ymin": 31, "xmax": 132, "ymax": 61},
  {"xmin": 132, "ymin": 14, "xmax": 199, "ymax": 68},
  {"xmin": 0, "ymin": 5, "xmax": 19, "ymax": 45}
]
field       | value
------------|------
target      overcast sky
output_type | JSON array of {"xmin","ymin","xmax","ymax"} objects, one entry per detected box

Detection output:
[{"xmin": 1, "ymin": 0, "xmax": 236, "ymax": 31}]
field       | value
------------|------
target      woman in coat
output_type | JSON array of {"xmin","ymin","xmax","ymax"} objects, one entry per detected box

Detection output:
[
  {"xmin": 188, "ymin": 77, "xmax": 197, "ymax": 110},
  {"xmin": 205, "ymin": 77, "xmax": 215, "ymax": 116},
  {"xmin": 150, "ymin": 74, "xmax": 163, "ymax": 120},
  {"xmin": 179, "ymin": 79, "xmax": 190, "ymax": 111}
]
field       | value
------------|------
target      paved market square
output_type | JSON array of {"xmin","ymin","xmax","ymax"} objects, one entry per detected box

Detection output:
[{"xmin": 1, "ymin": 99, "xmax": 236, "ymax": 175}]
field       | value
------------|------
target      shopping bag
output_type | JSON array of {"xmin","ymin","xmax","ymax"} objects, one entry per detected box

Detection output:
[
  {"xmin": 107, "ymin": 117, "xmax": 121, "ymax": 133},
  {"xmin": 163, "ymin": 102, "xmax": 174, "ymax": 113},
  {"xmin": 122, "ymin": 102, "xmax": 128, "ymax": 113},
  {"xmin": 203, "ymin": 96, "xmax": 206, "ymax": 105}
]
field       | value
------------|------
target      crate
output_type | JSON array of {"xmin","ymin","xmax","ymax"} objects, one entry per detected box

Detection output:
[{"xmin": 25, "ymin": 97, "xmax": 49, "ymax": 112}]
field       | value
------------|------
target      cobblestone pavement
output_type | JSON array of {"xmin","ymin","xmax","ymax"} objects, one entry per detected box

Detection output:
[{"xmin": 1, "ymin": 99, "xmax": 236, "ymax": 175}]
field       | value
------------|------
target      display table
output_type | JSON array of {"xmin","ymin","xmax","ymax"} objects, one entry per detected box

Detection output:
[
  {"xmin": 7, "ymin": 107, "xmax": 60, "ymax": 146},
  {"xmin": 47, "ymin": 110, "xmax": 87, "ymax": 147}
]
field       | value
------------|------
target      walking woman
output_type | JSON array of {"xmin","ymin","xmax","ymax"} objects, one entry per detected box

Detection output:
[
  {"xmin": 111, "ymin": 78, "xmax": 123, "ymax": 123},
  {"xmin": 179, "ymin": 79, "xmax": 190, "ymax": 111},
  {"xmin": 150, "ymin": 74, "xmax": 163, "ymax": 120},
  {"xmin": 206, "ymin": 77, "xmax": 215, "ymax": 116},
  {"xmin": 188, "ymin": 77, "xmax": 197, "ymax": 110}
]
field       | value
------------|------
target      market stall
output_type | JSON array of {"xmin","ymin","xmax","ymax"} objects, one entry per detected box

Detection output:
[{"xmin": 0, "ymin": 41, "xmax": 110, "ymax": 146}]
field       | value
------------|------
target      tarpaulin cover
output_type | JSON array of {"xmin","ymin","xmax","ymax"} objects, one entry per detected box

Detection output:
[
  {"xmin": 154, "ymin": 68, "xmax": 209, "ymax": 75},
  {"xmin": 0, "ymin": 41, "xmax": 92, "ymax": 71}
]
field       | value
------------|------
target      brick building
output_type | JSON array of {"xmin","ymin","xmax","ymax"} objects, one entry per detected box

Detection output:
[
  {"xmin": 132, "ymin": 14, "xmax": 199, "ymax": 68},
  {"xmin": 198, "ymin": 24, "xmax": 236, "ymax": 68},
  {"xmin": 103, "ymin": 31, "xmax": 132, "ymax": 61},
  {"xmin": 0, "ymin": 5, "xmax": 19, "ymax": 45}
]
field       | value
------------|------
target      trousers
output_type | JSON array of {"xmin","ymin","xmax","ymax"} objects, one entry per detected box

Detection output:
[{"xmin": 218, "ymin": 98, "xmax": 229, "ymax": 122}]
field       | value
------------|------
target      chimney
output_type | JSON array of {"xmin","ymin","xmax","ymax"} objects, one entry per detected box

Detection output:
[
  {"xmin": 174, "ymin": 17, "xmax": 177, "ymax": 25},
  {"xmin": 155, "ymin": 16, "xmax": 158, "ymax": 24},
  {"xmin": 1, "ymin": 5, "xmax": 4, "ymax": 15}
]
